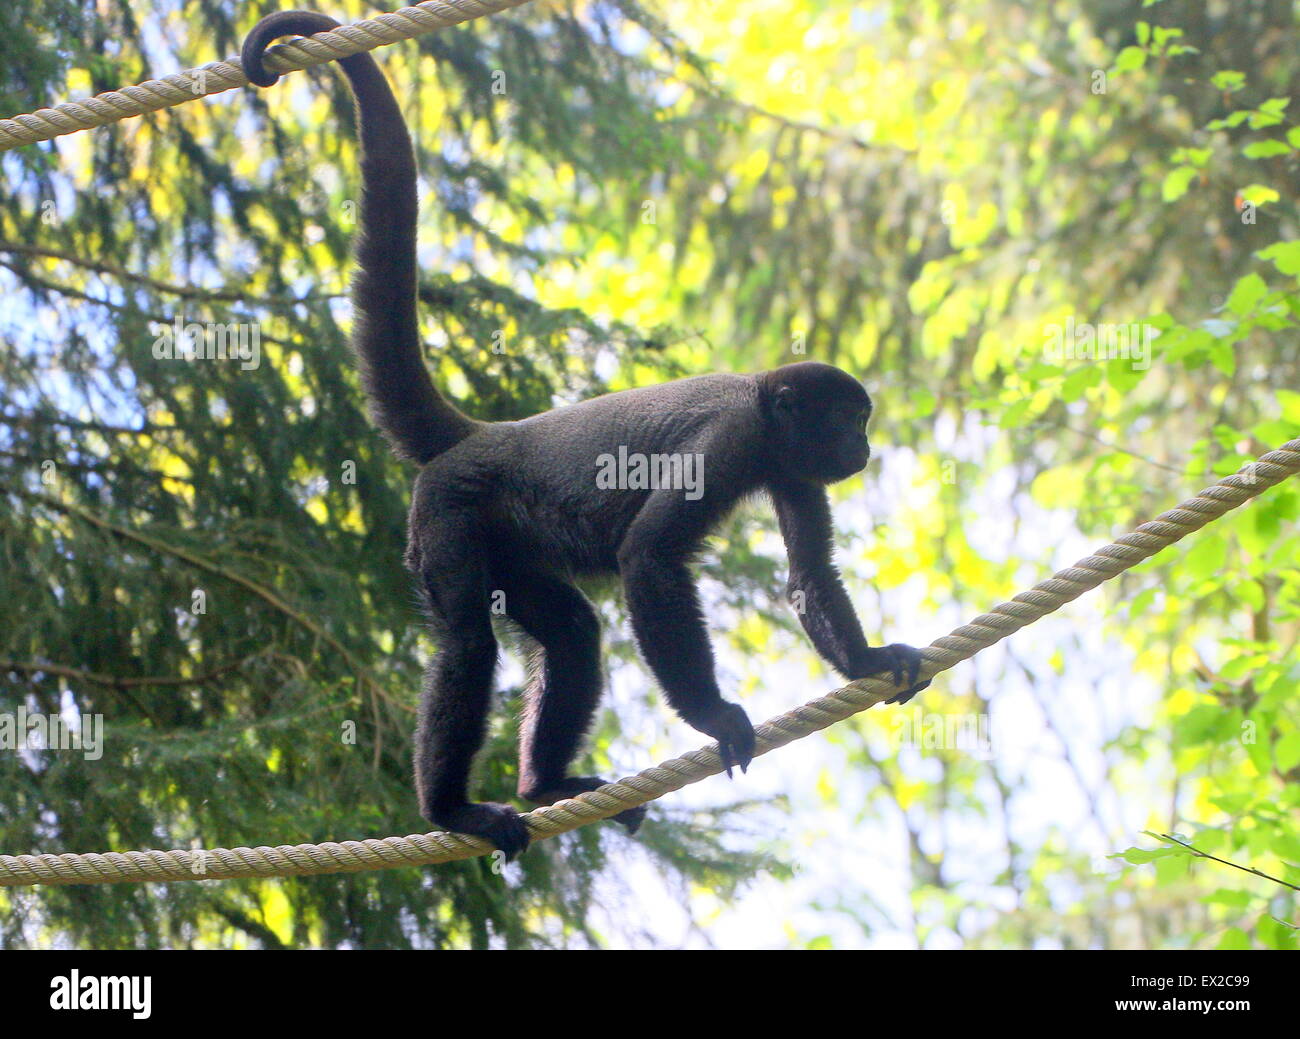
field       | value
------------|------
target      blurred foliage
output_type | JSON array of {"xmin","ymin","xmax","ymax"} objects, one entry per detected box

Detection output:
[{"xmin": 0, "ymin": 0, "xmax": 1297, "ymax": 947}]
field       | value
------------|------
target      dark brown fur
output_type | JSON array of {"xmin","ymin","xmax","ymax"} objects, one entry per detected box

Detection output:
[{"xmin": 242, "ymin": 11, "xmax": 927, "ymax": 858}]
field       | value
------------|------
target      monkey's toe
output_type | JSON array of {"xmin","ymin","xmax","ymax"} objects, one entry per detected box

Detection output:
[
  {"xmin": 431, "ymin": 801, "xmax": 530, "ymax": 860},
  {"xmin": 523, "ymin": 777, "xmax": 647, "ymax": 836},
  {"xmin": 717, "ymin": 736, "xmax": 754, "ymax": 778},
  {"xmin": 687, "ymin": 701, "xmax": 755, "ymax": 778},
  {"xmin": 885, "ymin": 678, "xmax": 931, "ymax": 705},
  {"xmin": 612, "ymin": 803, "xmax": 648, "ymax": 834}
]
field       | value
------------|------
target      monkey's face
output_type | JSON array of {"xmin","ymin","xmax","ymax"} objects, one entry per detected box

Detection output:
[
  {"xmin": 766, "ymin": 366, "xmax": 873, "ymax": 484},
  {"xmin": 799, "ymin": 398, "xmax": 872, "ymax": 483}
]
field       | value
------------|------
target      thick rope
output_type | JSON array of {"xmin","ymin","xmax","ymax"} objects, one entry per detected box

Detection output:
[
  {"xmin": 0, "ymin": 0, "xmax": 536, "ymax": 153},
  {"xmin": 2, "ymin": 439, "xmax": 1296, "ymax": 887}
]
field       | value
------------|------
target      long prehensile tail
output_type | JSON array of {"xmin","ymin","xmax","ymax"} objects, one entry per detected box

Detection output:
[{"xmin": 241, "ymin": 11, "xmax": 475, "ymax": 464}]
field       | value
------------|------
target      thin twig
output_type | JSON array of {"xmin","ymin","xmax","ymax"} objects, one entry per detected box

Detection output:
[
  {"xmin": 1153, "ymin": 832, "xmax": 1300, "ymax": 892},
  {"xmin": 2, "ymin": 655, "xmax": 252, "ymax": 688}
]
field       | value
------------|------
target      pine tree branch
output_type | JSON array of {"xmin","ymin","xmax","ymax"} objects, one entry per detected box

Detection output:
[
  {"xmin": 2, "ymin": 655, "xmax": 253, "ymax": 688},
  {"xmin": 13, "ymin": 489, "xmax": 412, "ymax": 715},
  {"xmin": 0, "ymin": 241, "xmax": 332, "ymax": 307}
]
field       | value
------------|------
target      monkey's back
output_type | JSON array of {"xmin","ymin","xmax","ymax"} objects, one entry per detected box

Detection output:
[{"xmin": 412, "ymin": 372, "xmax": 768, "ymax": 576}]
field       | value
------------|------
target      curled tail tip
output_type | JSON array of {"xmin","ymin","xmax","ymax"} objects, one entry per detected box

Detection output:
[{"xmin": 241, "ymin": 9, "xmax": 343, "ymax": 89}]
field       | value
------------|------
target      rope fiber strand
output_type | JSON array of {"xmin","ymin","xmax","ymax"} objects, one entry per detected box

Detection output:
[
  {"xmin": 2, "ymin": 439, "xmax": 1296, "ymax": 887},
  {"xmin": 0, "ymin": 0, "xmax": 536, "ymax": 152}
]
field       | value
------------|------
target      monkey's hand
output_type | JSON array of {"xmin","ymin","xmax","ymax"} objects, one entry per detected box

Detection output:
[
  {"xmin": 686, "ymin": 701, "xmax": 756, "ymax": 778},
  {"xmin": 855, "ymin": 643, "xmax": 931, "ymax": 705}
]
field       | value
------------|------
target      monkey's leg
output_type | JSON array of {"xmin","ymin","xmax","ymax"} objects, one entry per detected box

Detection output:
[
  {"xmin": 414, "ymin": 531, "xmax": 530, "ymax": 859},
  {"xmin": 500, "ymin": 569, "xmax": 646, "ymax": 834}
]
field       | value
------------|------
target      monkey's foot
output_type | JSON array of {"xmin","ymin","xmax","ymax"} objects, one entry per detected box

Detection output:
[
  {"xmin": 861, "ymin": 643, "xmax": 931, "ymax": 704},
  {"xmin": 522, "ymin": 777, "xmax": 647, "ymax": 835},
  {"xmin": 429, "ymin": 801, "xmax": 530, "ymax": 860},
  {"xmin": 685, "ymin": 700, "xmax": 756, "ymax": 779}
]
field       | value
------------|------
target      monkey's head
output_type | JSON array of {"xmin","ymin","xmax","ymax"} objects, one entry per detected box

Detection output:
[{"xmin": 760, "ymin": 362, "xmax": 873, "ymax": 484}]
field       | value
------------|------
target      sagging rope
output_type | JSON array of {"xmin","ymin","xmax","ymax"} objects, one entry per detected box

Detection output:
[
  {"xmin": 2, "ymin": 438, "xmax": 1297, "ymax": 887},
  {"xmin": 0, "ymin": 0, "xmax": 536, "ymax": 153}
]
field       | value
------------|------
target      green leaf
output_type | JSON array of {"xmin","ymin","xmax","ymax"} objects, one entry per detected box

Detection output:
[
  {"xmin": 1258, "ymin": 916, "xmax": 1298, "ymax": 951},
  {"xmin": 1161, "ymin": 166, "xmax": 1197, "ymax": 202},
  {"xmin": 1115, "ymin": 46, "xmax": 1147, "ymax": 72},
  {"xmin": 1237, "ymin": 580, "xmax": 1264, "ymax": 611},
  {"xmin": 1204, "ymin": 888, "xmax": 1252, "ymax": 910},
  {"xmin": 1248, "ymin": 99, "xmax": 1290, "ymax": 129},
  {"xmin": 1239, "ymin": 184, "xmax": 1281, "ymax": 206},
  {"xmin": 910, "ymin": 387, "xmax": 937, "ymax": 418},
  {"xmin": 1155, "ymin": 853, "xmax": 1189, "ymax": 884},
  {"xmin": 1255, "ymin": 419, "xmax": 1297, "ymax": 449},
  {"xmin": 1209, "ymin": 339, "xmax": 1236, "ymax": 376},
  {"xmin": 1128, "ymin": 587, "xmax": 1158, "ymax": 618},
  {"xmin": 1277, "ymin": 388, "xmax": 1300, "ymax": 421},
  {"xmin": 1210, "ymin": 70, "xmax": 1246, "ymax": 92},
  {"xmin": 1061, "ymin": 365, "xmax": 1101, "ymax": 402},
  {"xmin": 1182, "ymin": 533, "xmax": 1228, "ymax": 580},
  {"xmin": 999, "ymin": 397, "xmax": 1033, "ymax": 428},
  {"xmin": 1217, "ymin": 927, "xmax": 1251, "ymax": 950},
  {"xmin": 1225, "ymin": 272, "xmax": 1268, "ymax": 315},
  {"xmin": 1206, "ymin": 111, "xmax": 1249, "ymax": 130},
  {"xmin": 1173, "ymin": 146, "xmax": 1213, "ymax": 167},
  {"xmin": 1273, "ymin": 834, "xmax": 1300, "ymax": 862},
  {"xmin": 1257, "ymin": 241, "xmax": 1300, "ymax": 277},
  {"xmin": 1243, "ymin": 140, "xmax": 1292, "ymax": 159},
  {"xmin": 1119, "ymin": 846, "xmax": 1174, "ymax": 864},
  {"xmin": 1275, "ymin": 730, "xmax": 1300, "ymax": 773}
]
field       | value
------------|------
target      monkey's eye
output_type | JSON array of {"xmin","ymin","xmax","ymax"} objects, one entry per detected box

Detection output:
[{"xmin": 855, "ymin": 412, "xmax": 868, "ymax": 435}]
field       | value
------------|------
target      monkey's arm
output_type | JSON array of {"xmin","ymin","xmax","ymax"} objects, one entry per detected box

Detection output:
[
  {"xmin": 771, "ymin": 478, "xmax": 929, "ymax": 701},
  {"xmin": 617, "ymin": 488, "xmax": 755, "ymax": 774}
]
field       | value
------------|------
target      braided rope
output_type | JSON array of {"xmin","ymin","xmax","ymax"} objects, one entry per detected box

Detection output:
[
  {"xmin": 2, "ymin": 439, "xmax": 1296, "ymax": 887},
  {"xmin": 0, "ymin": 0, "xmax": 536, "ymax": 153}
]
